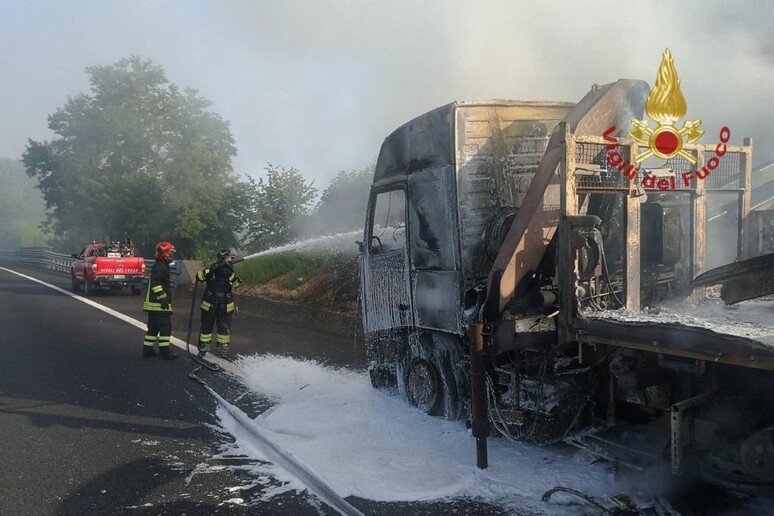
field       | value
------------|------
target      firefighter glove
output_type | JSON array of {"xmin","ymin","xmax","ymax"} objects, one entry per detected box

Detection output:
[{"xmin": 160, "ymin": 301, "xmax": 169, "ymax": 310}]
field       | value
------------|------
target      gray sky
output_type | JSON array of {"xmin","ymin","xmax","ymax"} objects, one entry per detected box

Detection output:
[{"xmin": 1, "ymin": 0, "xmax": 773, "ymax": 187}]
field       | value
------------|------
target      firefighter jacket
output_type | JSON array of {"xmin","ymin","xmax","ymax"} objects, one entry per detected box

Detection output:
[
  {"xmin": 143, "ymin": 259, "xmax": 173, "ymax": 313},
  {"xmin": 196, "ymin": 261, "xmax": 242, "ymax": 313}
]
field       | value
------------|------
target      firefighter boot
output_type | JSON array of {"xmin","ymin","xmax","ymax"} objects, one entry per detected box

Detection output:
[
  {"xmin": 216, "ymin": 343, "xmax": 229, "ymax": 359},
  {"xmin": 159, "ymin": 346, "xmax": 178, "ymax": 360},
  {"xmin": 142, "ymin": 336, "xmax": 157, "ymax": 357},
  {"xmin": 198, "ymin": 333, "xmax": 212, "ymax": 358}
]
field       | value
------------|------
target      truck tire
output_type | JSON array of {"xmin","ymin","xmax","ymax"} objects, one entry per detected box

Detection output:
[
  {"xmin": 82, "ymin": 279, "xmax": 92, "ymax": 296},
  {"xmin": 405, "ymin": 358, "xmax": 442, "ymax": 415},
  {"xmin": 130, "ymin": 286, "xmax": 142, "ymax": 295},
  {"xmin": 70, "ymin": 271, "xmax": 81, "ymax": 292},
  {"xmin": 398, "ymin": 331, "xmax": 466, "ymax": 420}
]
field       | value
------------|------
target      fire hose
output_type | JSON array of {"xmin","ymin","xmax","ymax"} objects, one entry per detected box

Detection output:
[
  {"xmin": 183, "ymin": 254, "xmax": 364, "ymax": 516},
  {"xmin": 542, "ymin": 487, "xmax": 673, "ymax": 515}
]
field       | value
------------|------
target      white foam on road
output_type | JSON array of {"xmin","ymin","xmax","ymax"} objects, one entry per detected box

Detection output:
[
  {"xmin": 221, "ymin": 354, "xmax": 623, "ymax": 514},
  {"xmin": 0, "ymin": 266, "xmax": 658, "ymax": 513},
  {"xmin": 201, "ymin": 379, "xmax": 364, "ymax": 516}
]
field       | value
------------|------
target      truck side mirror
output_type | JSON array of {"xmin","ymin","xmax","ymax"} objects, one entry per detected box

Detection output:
[
  {"xmin": 71, "ymin": 253, "xmax": 79, "ymax": 259},
  {"xmin": 370, "ymin": 235, "xmax": 383, "ymax": 252}
]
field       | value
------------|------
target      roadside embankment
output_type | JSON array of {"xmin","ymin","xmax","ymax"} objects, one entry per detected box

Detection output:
[
  {"xmin": 236, "ymin": 294, "xmax": 363, "ymax": 341},
  {"xmin": 173, "ymin": 285, "xmax": 362, "ymax": 341}
]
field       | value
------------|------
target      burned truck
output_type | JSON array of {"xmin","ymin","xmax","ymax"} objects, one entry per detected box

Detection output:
[{"xmin": 359, "ymin": 78, "xmax": 774, "ymax": 487}]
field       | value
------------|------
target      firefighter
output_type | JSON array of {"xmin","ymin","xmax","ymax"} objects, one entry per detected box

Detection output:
[
  {"xmin": 142, "ymin": 241, "xmax": 178, "ymax": 359},
  {"xmin": 196, "ymin": 248, "xmax": 242, "ymax": 359}
]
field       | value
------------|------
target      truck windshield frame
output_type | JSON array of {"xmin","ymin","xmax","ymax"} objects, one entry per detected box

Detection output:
[{"xmin": 368, "ymin": 188, "xmax": 407, "ymax": 255}]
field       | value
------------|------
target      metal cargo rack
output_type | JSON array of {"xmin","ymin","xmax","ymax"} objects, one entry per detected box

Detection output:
[{"xmin": 555, "ymin": 123, "xmax": 771, "ymax": 371}]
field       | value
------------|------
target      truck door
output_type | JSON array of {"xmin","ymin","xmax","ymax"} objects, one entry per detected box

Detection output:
[
  {"xmin": 407, "ymin": 170, "xmax": 461, "ymax": 334},
  {"xmin": 360, "ymin": 188, "xmax": 413, "ymax": 332},
  {"xmin": 73, "ymin": 246, "xmax": 88, "ymax": 279}
]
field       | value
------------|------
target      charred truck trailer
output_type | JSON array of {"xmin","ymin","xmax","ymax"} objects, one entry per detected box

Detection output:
[{"xmin": 359, "ymin": 79, "xmax": 774, "ymax": 486}]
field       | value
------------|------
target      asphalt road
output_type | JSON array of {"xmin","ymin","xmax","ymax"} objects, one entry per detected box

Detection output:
[
  {"xmin": 0, "ymin": 264, "xmax": 351, "ymax": 516},
  {"xmin": 0, "ymin": 265, "xmax": 505, "ymax": 516}
]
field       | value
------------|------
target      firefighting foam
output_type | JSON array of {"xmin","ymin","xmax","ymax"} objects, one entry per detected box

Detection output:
[{"xmin": 216, "ymin": 354, "xmax": 626, "ymax": 514}]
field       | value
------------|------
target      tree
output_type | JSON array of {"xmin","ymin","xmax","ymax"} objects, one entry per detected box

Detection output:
[
  {"xmin": 23, "ymin": 56, "xmax": 243, "ymax": 258},
  {"xmin": 0, "ymin": 159, "xmax": 48, "ymax": 249},
  {"xmin": 302, "ymin": 164, "xmax": 374, "ymax": 237},
  {"xmin": 242, "ymin": 164, "xmax": 318, "ymax": 252}
]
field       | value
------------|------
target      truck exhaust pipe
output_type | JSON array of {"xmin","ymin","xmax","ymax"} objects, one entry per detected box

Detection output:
[{"xmin": 468, "ymin": 322, "xmax": 489, "ymax": 469}]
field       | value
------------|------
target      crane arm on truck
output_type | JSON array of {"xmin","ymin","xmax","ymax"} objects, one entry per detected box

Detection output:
[{"xmin": 487, "ymin": 79, "xmax": 650, "ymax": 317}]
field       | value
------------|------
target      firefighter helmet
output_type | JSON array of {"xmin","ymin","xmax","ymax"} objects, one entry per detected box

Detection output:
[
  {"xmin": 155, "ymin": 241, "xmax": 176, "ymax": 261},
  {"xmin": 216, "ymin": 248, "xmax": 232, "ymax": 260}
]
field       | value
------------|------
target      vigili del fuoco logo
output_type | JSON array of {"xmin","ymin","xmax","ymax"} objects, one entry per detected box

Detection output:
[{"xmin": 602, "ymin": 48, "xmax": 731, "ymax": 190}]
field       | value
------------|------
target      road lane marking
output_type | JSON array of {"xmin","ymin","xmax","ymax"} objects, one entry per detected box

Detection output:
[{"xmin": 0, "ymin": 266, "xmax": 235, "ymax": 374}]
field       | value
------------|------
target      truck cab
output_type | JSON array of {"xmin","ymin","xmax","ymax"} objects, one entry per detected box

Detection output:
[{"xmin": 361, "ymin": 100, "xmax": 573, "ymax": 418}]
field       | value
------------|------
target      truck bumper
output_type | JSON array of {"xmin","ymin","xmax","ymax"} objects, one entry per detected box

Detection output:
[{"xmin": 92, "ymin": 276, "xmax": 144, "ymax": 286}]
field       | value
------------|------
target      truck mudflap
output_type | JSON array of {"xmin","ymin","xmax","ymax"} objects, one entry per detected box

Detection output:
[
  {"xmin": 691, "ymin": 252, "xmax": 774, "ymax": 304},
  {"xmin": 576, "ymin": 317, "xmax": 774, "ymax": 371}
]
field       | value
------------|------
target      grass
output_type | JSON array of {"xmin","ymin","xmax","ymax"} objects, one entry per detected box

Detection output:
[{"xmin": 234, "ymin": 250, "xmax": 360, "ymax": 310}]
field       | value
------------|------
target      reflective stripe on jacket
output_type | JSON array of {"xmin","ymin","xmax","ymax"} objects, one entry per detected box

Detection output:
[
  {"xmin": 197, "ymin": 262, "xmax": 241, "ymax": 312},
  {"xmin": 143, "ymin": 259, "xmax": 173, "ymax": 313}
]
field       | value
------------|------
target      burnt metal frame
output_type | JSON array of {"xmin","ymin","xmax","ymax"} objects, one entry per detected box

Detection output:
[
  {"xmin": 361, "ymin": 184, "xmax": 413, "ymax": 334},
  {"xmin": 557, "ymin": 122, "xmax": 753, "ymax": 348},
  {"xmin": 556, "ymin": 124, "xmax": 753, "ymax": 476},
  {"xmin": 671, "ymin": 390, "xmax": 714, "ymax": 475}
]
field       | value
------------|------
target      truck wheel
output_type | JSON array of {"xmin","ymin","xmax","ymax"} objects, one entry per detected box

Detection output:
[
  {"xmin": 130, "ymin": 286, "xmax": 142, "ymax": 295},
  {"xmin": 71, "ymin": 271, "xmax": 81, "ymax": 292},
  {"xmin": 405, "ymin": 358, "xmax": 442, "ymax": 415},
  {"xmin": 82, "ymin": 279, "xmax": 91, "ymax": 296},
  {"xmin": 399, "ymin": 332, "xmax": 465, "ymax": 419}
]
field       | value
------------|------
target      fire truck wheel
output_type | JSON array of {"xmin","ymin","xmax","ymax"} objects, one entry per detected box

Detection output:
[
  {"xmin": 82, "ymin": 279, "xmax": 92, "ymax": 296},
  {"xmin": 405, "ymin": 358, "xmax": 442, "ymax": 415},
  {"xmin": 70, "ymin": 271, "xmax": 81, "ymax": 292}
]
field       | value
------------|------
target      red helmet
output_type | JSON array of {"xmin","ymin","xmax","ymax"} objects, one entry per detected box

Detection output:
[{"xmin": 155, "ymin": 241, "xmax": 176, "ymax": 261}]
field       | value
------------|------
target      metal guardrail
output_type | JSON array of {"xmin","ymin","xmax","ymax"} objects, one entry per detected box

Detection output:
[
  {"xmin": 0, "ymin": 246, "xmax": 75, "ymax": 273},
  {"xmin": 0, "ymin": 246, "xmax": 180, "ymax": 287}
]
